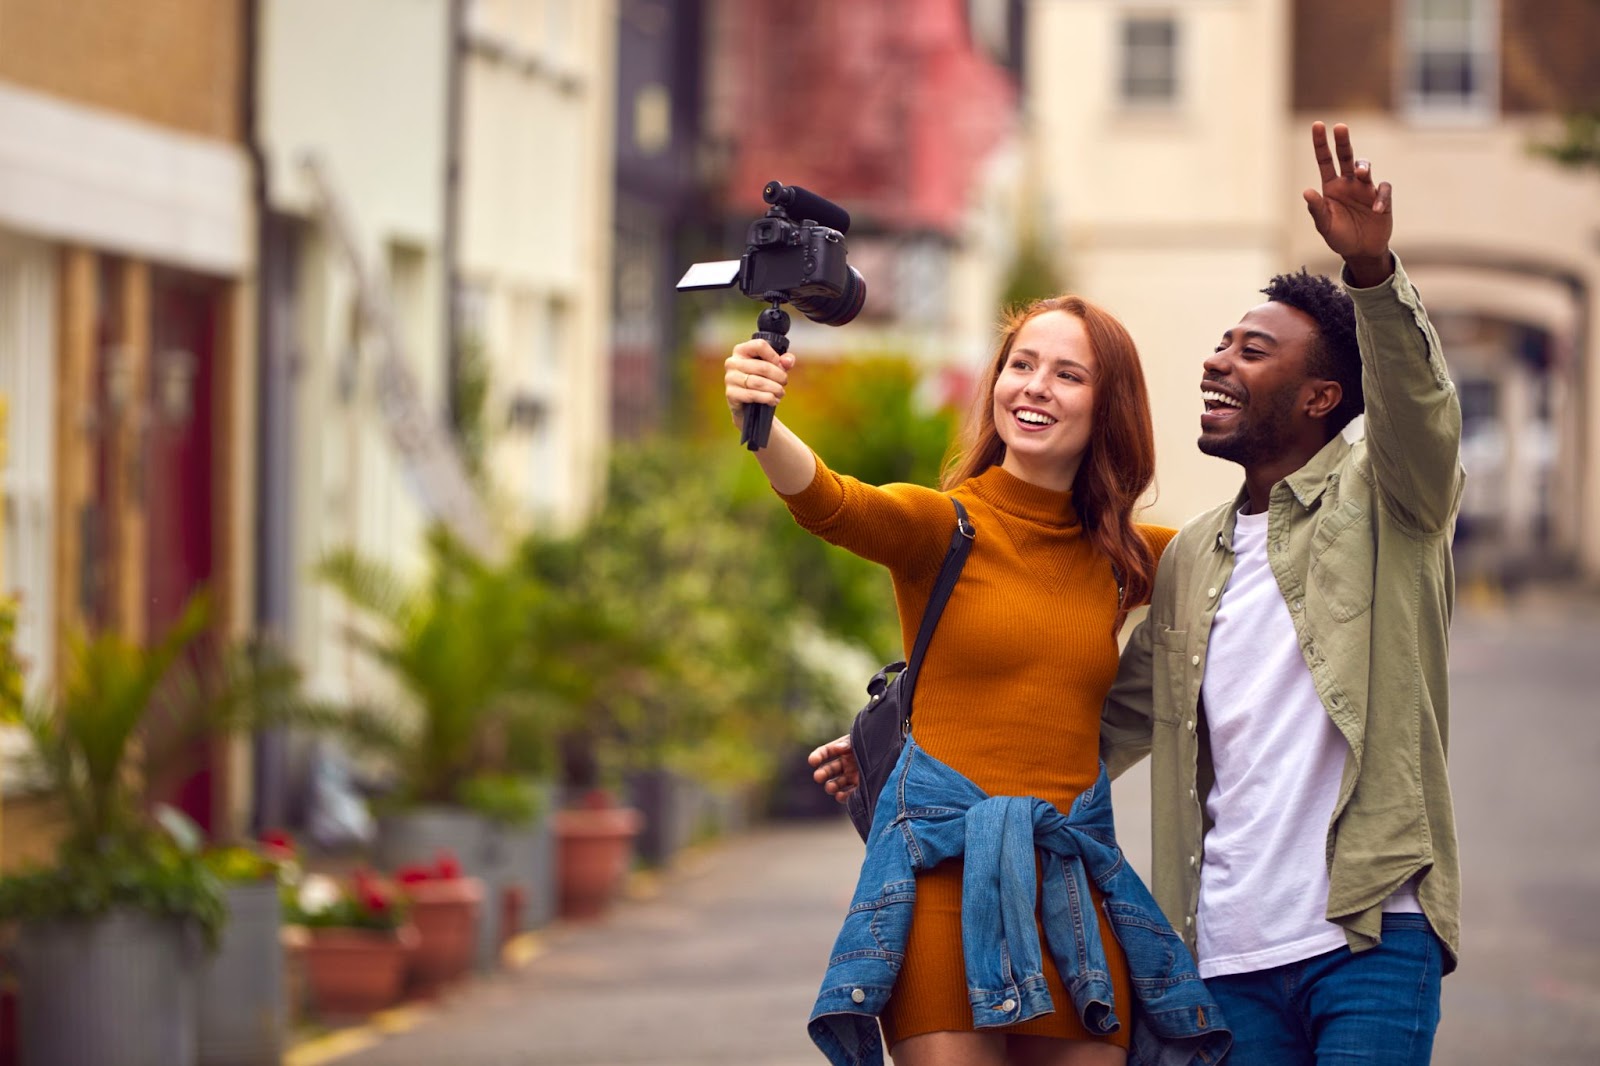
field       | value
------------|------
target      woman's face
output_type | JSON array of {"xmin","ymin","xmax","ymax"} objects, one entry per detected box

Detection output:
[{"xmin": 992, "ymin": 310, "xmax": 1097, "ymax": 493}]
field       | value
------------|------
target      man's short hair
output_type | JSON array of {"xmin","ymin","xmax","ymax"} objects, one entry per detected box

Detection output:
[{"xmin": 1262, "ymin": 269, "xmax": 1363, "ymax": 433}]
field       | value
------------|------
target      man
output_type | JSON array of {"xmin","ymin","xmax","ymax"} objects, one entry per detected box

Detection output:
[{"xmin": 812, "ymin": 122, "xmax": 1463, "ymax": 1064}]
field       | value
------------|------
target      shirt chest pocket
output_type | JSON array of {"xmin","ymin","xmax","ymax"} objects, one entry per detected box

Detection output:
[
  {"xmin": 1309, "ymin": 500, "xmax": 1375, "ymax": 623},
  {"xmin": 1151, "ymin": 626, "xmax": 1192, "ymax": 725}
]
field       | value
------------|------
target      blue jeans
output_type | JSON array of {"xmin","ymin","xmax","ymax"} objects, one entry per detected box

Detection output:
[{"xmin": 1204, "ymin": 915, "xmax": 1442, "ymax": 1065}]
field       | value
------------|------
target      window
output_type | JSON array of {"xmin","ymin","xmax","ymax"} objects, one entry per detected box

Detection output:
[
  {"xmin": 529, "ymin": 295, "xmax": 570, "ymax": 515},
  {"xmin": 506, "ymin": 291, "xmax": 570, "ymax": 517},
  {"xmin": 633, "ymin": 83, "xmax": 671, "ymax": 156},
  {"xmin": 386, "ymin": 242, "xmax": 427, "ymax": 377},
  {"xmin": 1120, "ymin": 15, "xmax": 1180, "ymax": 106},
  {"xmin": 1403, "ymin": 0, "xmax": 1498, "ymax": 119}
]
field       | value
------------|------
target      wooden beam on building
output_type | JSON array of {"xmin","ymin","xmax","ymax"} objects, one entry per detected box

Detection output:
[
  {"xmin": 54, "ymin": 248, "xmax": 96, "ymax": 675},
  {"xmin": 111, "ymin": 260, "xmax": 150, "ymax": 645}
]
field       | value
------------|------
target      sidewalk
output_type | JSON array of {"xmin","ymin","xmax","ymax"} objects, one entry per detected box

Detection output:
[{"xmin": 307, "ymin": 816, "xmax": 864, "ymax": 1066}]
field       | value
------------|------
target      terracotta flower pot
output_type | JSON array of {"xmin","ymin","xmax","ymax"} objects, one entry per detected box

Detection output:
[
  {"xmin": 554, "ymin": 806, "xmax": 643, "ymax": 920},
  {"xmin": 297, "ymin": 925, "xmax": 418, "ymax": 1019},
  {"xmin": 402, "ymin": 878, "xmax": 483, "ymax": 993}
]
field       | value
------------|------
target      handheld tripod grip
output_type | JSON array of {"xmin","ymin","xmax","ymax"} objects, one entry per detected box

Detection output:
[{"xmin": 740, "ymin": 328, "xmax": 790, "ymax": 451}]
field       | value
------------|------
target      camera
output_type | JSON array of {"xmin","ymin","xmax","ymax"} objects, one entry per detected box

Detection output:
[
  {"xmin": 677, "ymin": 180, "xmax": 867, "ymax": 326},
  {"xmin": 677, "ymin": 181, "xmax": 867, "ymax": 449}
]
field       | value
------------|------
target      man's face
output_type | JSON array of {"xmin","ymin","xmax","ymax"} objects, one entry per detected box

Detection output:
[{"xmin": 1197, "ymin": 301, "xmax": 1320, "ymax": 466}]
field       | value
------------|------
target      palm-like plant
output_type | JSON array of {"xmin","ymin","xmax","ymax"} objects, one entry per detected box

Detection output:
[
  {"xmin": 0, "ymin": 596, "xmax": 222, "ymax": 940},
  {"xmin": 33, "ymin": 597, "xmax": 209, "ymax": 852},
  {"xmin": 318, "ymin": 527, "xmax": 566, "ymax": 810}
]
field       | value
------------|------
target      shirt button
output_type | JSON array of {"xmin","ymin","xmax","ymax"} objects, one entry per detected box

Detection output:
[
  {"xmin": 1185, "ymin": 916, "xmax": 1194, "ymax": 928},
  {"xmin": 1190, "ymin": 654, "xmax": 1200, "ymax": 666},
  {"xmin": 1293, "ymin": 599, "xmax": 1303, "ymax": 611},
  {"xmin": 1186, "ymin": 720, "xmax": 1195, "ymax": 732},
  {"xmin": 1188, "ymin": 788, "xmax": 1196, "ymax": 800},
  {"xmin": 1207, "ymin": 587, "xmax": 1217, "ymax": 598},
  {"xmin": 1189, "ymin": 855, "xmax": 1197, "ymax": 868},
  {"xmin": 851, "ymin": 988, "xmax": 866, "ymax": 1004},
  {"xmin": 1001, "ymin": 998, "xmax": 1017, "ymax": 1012}
]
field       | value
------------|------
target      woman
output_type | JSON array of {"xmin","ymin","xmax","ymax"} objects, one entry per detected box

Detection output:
[{"xmin": 726, "ymin": 295, "xmax": 1195, "ymax": 1066}]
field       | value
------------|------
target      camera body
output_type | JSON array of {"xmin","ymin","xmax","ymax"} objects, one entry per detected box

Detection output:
[
  {"xmin": 740, "ymin": 213, "xmax": 861, "ymax": 326},
  {"xmin": 676, "ymin": 180, "xmax": 866, "ymax": 328}
]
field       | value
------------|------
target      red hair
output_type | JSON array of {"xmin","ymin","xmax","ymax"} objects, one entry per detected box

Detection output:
[{"xmin": 942, "ymin": 295, "xmax": 1158, "ymax": 630}]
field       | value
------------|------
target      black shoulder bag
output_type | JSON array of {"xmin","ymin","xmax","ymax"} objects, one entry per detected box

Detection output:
[{"xmin": 845, "ymin": 498, "xmax": 974, "ymax": 840}]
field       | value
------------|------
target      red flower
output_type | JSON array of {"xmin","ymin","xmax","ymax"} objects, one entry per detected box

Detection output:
[
  {"xmin": 434, "ymin": 850, "xmax": 462, "ymax": 880},
  {"xmin": 395, "ymin": 864, "xmax": 432, "ymax": 886},
  {"xmin": 351, "ymin": 868, "xmax": 392, "ymax": 914},
  {"xmin": 259, "ymin": 829, "xmax": 297, "ymax": 859},
  {"xmin": 359, "ymin": 886, "xmax": 391, "ymax": 914}
]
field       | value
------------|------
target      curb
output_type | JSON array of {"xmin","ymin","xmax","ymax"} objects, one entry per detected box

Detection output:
[
  {"xmin": 284, "ymin": 1004, "xmax": 434, "ymax": 1066},
  {"xmin": 284, "ymin": 932, "xmax": 547, "ymax": 1064}
]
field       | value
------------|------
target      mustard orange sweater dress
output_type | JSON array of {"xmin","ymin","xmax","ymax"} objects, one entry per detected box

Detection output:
[{"xmin": 783, "ymin": 457, "xmax": 1176, "ymax": 1050}]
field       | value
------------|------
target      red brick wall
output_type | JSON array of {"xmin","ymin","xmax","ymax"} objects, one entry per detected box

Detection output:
[
  {"xmin": 1502, "ymin": 0, "xmax": 1600, "ymax": 112},
  {"xmin": 1292, "ymin": 0, "xmax": 1600, "ymax": 116},
  {"xmin": 1291, "ymin": 0, "xmax": 1395, "ymax": 113}
]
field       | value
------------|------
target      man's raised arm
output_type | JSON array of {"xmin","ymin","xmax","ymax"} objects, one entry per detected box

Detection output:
[{"xmin": 1304, "ymin": 121, "xmax": 1463, "ymax": 533}]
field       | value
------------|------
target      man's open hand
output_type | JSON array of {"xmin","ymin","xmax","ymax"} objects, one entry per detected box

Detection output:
[{"xmin": 1303, "ymin": 121, "xmax": 1394, "ymax": 287}]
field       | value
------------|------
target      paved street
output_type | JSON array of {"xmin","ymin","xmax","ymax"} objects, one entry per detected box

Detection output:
[
  {"xmin": 332, "ymin": 819, "xmax": 864, "ymax": 1066},
  {"xmin": 332, "ymin": 593, "xmax": 1600, "ymax": 1065}
]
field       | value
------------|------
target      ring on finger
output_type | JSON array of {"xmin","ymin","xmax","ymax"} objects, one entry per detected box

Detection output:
[{"xmin": 744, "ymin": 373, "xmax": 754, "ymax": 389}]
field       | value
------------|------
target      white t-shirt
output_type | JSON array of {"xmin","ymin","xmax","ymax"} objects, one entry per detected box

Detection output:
[{"xmin": 1196, "ymin": 507, "xmax": 1418, "ymax": 979}]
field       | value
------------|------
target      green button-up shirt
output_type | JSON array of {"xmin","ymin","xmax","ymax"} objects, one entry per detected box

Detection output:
[{"xmin": 1102, "ymin": 255, "xmax": 1465, "ymax": 970}]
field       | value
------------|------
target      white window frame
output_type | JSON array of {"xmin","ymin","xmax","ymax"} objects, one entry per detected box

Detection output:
[
  {"xmin": 1400, "ymin": 0, "xmax": 1500, "ymax": 122},
  {"xmin": 0, "ymin": 232, "xmax": 57, "ymax": 790},
  {"xmin": 1117, "ymin": 13, "xmax": 1182, "ymax": 109}
]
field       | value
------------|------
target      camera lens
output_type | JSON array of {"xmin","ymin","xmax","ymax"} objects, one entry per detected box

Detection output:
[{"xmin": 791, "ymin": 266, "xmax": 867, "ymax": 327}]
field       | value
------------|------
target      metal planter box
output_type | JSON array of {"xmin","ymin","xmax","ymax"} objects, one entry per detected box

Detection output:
[
  {"xmin": 15, "ymin": 908, "xmax": 200, "ymax": 1066},
  {"xmin": 197, "ymin": 881, "xmax": 285, "ymax": 1065}
]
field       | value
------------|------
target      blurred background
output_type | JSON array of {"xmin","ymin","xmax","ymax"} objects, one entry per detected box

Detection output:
[{"xmin": 0, "ymin": 0, "xmax": 1597, "ymax": 1063}]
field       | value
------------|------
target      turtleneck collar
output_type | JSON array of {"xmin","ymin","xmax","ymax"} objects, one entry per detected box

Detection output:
[{"xmin": 968, "ymin": 465, "xmax": 1080, "ymax": 529}]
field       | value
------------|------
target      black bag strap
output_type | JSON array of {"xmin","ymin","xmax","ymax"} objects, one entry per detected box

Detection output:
[{"xmin": 897, "ymin": 497, "xmax": 975, "ymax": 731}]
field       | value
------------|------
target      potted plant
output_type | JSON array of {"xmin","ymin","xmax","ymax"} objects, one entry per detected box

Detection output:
[
  {"xmin": 285, "ymin": 868, "xmax": 416, "ymax": 1019},
  {"xmin": 393, "ymin": 850, "xmax": 482, "ymax": 994},
  {"xmin": 319, "ymin": 527, "xmax": 566, "ymax": 967},
  {"xmin": 455, "ymin": 770, "xmax": 556, "ymax": 944},
  {"xmin": 0, "ymin": 595, "xmax": 389, "ymax": 1066},
  {"xmin": 0, "ymin": 598, "xmax": 223, "ymax": 1066}
]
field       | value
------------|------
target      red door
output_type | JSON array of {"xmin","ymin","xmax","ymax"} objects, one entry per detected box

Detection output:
[{"xmin": 146, "ymin": 270, "xmax": 219, "ymax": 833}]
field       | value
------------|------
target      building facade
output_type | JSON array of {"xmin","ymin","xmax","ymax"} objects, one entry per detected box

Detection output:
[
  {"xmin": 252, "ymin": 0, "xmax": 458, "ymax": 827},
  {"xmin": 611, "ymin": 0, "xmax": 709, "ymax": 439},
  {"xmin": 0, "ymin": 0, "xmax": 257, "ymax": 856},
  {"xmin": 458, "ymin": 0, "xmax": 618, "ymax": 529}
]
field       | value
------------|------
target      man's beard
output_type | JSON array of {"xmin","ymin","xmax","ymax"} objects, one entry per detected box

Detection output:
[{"xmin": 1197, "ymin": 387, "xmax": 1297, "ymax": 466}]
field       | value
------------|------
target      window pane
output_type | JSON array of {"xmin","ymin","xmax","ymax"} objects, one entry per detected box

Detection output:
[
  {"xmin": 1120, "ymin": 16, "xmax": 1178, "ymax": 103},
  {"xmin": 1418, "ymin": 0, "xmax": 1474, "ymax": 27},
  {"xmin": 1406, "ymin": 0, "xmax": 1493, "ymax": 112}
]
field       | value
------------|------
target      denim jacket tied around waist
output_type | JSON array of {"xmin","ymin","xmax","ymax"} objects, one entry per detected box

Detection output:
[{"xmin": 808, "ymin": 738, "xmax": 1230, "ymax": 1066}]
